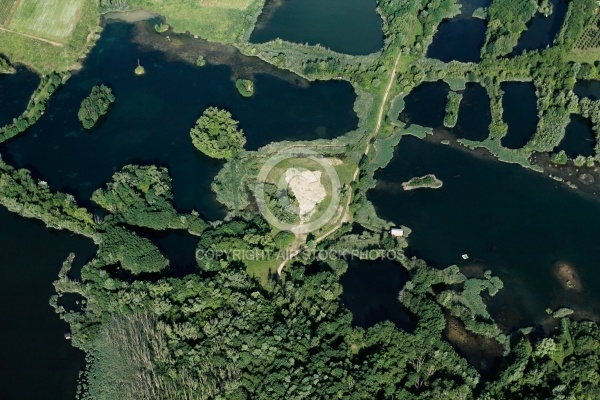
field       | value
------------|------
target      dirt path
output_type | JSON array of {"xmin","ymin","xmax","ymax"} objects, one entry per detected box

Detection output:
[
  {"xmin": 277, "ymin": 51, "xmax": 404, "ymax": 275},
  {"xmin": 0, "ymin": 26, "xmax": 63, "ymax": 46}
]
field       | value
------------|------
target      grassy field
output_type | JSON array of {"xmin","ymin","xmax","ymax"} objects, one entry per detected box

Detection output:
[
  {"xmin": 0, "ymin": 0, "xmax": 99, "ymax": 73},
  {"xmin": 130, "ymin": 0, "xmax": 265, "ymax": 43},
  {"xmin": 9, "ymin": 0, "xmax": 84, "ymax": 42}
]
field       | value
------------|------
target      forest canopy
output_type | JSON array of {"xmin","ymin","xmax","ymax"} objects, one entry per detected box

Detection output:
[
  {"xmin": 190, "ymin": 107, "xmax": 246, "ymax": 159},
  {"xmin": 78, "ymin": 85, "xmax": 115, "ymax": 129}
]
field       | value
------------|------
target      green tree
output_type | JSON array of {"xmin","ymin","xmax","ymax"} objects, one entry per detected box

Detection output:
[
  {"xmin": 190, "ymin": 107, "xmax": 246, "ymax": 159},
  {"xmin": 78, "ymin": 85, "xmax": 115, "ymax": 129}
]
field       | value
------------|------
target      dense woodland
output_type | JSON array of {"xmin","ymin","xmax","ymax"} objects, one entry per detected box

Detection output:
[
  {"xmin": 0, "ymin": 0, "xmax": 599, "ymax": 398},
  {"xmin": 78, "ymin": 85, "xmax": 115, "ymax": 129}
]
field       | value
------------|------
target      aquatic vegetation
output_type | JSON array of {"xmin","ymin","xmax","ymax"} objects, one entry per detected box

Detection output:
[{"xmin": 77, "ymin": 84, "xmax": 115, "ymax": 129}]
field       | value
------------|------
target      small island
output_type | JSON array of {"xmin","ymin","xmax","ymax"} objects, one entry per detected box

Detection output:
[
  {"xmin": 402, "ymin": 174, "xmax": 443, "ymax": 191},
  {"xmin": 235, "ymin": 78, "xmax": 254, "ymax": 97},
  {"xmin": 190, "ymin": 107, "xmax": 246, "ymax": 159},
  {"xmin": 77, "ymin": 85, "xmax": 115, "ymax": 129}
]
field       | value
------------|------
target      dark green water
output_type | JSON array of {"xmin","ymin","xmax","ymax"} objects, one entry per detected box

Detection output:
[
  {"xmin": 339, "ymin": 259, "xmax": 413, "ymax": 330},
  {"xmin": 0, "ymin": 207, "xmax": 97, "ymax": 399},
  {"xmin": 0, "ymin": 66, "xmax": 40, "ymax": 127},
  {"xmin": 512, "ymin": 0, "xmax": 568, "ymax": 55},
  {"xmin": 501, "ymin": 82, "xmax": 538, "ymax": 149},
  {"xmin": 426, "ymin": 0, "xmax": 489, "ymax": 63},
  {"xmin": 400, "ymin": 81, "xmax": 449, "ymax": 128},
  {"xmin": 250, "ymin": 0, "xmax": 383, "ymax": 55},
  {"xmin": 574, "ymin": 80, "xmax": 600, "ymax": 101},
  {"xmin": 452, "ymin": 83, "xmax": 490, "ymax": 141},
  {"xmin": 3, "ymin": 21, "xmax": 358, "ymax": 220},
  {"xmin": 427, "ymin": 19, "xmax": 486, "ymax": 63},
  {"xmin": 556, "ymin": 114, "xmax": 596, "ymax": 157},
  {"xmin": 369, "ymin": 136, "xmax": 600, "ymax": 329}
]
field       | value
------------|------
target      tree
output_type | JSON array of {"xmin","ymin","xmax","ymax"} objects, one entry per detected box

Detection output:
[
  {"xmin": 190, "ymin": 107, "xmax": 246, "ymax": 159},
  {"xmin": 78, "ymin": 85, "xmax": 115, "ymax": 129}
]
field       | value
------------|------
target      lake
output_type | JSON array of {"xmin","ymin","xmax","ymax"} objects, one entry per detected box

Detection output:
[
  {"xmin": 556, "ymin": 114, "xmax": 596, "ymax": 158},
  {"xmin": 339, "ymin": 258, "xmax": 413, "ymax": 330},
  {"xmin": 0, "ymin": 207, "xmax": 97, "ymax": 399},
  {"xmin": 369, "ymin": 136, "xmax": 600, "ymax": 330},
  {"xmin": 0, "ymin": 66, "xmax": 40, "ymax": 127},
  {"xmin": 250, "ymin": 0, "xmax": 383, "ymax": 55},
  {"xmin": 426, "ymin": 0, "xmax": 489, "ymax": 63},
  {"xmin": 400, "ymin": 81, "xmax": 449, "ymax": 128},
  {"xmin": 2, "ymin": 21, "xmax": 358, "ymax": 221},
  {"xmin": 512, "ymin": 0, "xmax": 568, "ymax": 55},
  {"xmin": 500, "ymin": 82, "xmax": 538, "ymax": 149},
  {"xmin": 452, "ymin": 83, "xmax": 490, "ymax": 141},
  {"xmin": 574, "ymin": 79, "xmax": 600, "ymax": 101}
]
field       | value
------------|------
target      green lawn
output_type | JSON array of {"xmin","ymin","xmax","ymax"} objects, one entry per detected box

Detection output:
[
  {"xmin": 9, "ymin": 0, "xmax": 84, "ymax": 42},
  {"xmin": 130, "ymin": 0, "xmax": 265, "ymax": 43}
]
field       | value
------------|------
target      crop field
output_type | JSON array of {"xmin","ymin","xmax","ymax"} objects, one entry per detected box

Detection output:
[
  {"xmin": 8, "ymin": 0, "xmax": 84, "ymax": 42},
  {"xmin": 0, "ymin": 0, "xmax": 16, "ymax": 26},
  {"xmin": 575, "ymin": 14, "xmax": 600, "ymax": 50}
]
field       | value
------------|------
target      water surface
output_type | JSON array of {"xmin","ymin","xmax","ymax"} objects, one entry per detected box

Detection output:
[
  {"xmin": 369, "ymin": 136, "xmax": 600, "ymax": 328},
  {"xmin": 0, "ymin": 207, "xmax": 96, "ymax": 399},
  {"xmin": 556, "ymin": 114, "xmax": 596, "ymax": 157},
  {"xmin": 427, "ymin": 18, "xmax": 486, "ymax": 63},
  {"xmin": 339, "ymin": 259, "xmax": 413, "ymax": 330},
  {"xmin": 512, "ymin": 0, "xmax": 568, "ymax": 55},
  {"xmin": 399, "ymin": 81, "xmax": 449, "ymax": 128},
  {"xmin": 250, "ymin": 0, "xmax": 383, "ymax": 55},
  {"xmin": 2, "ymin": 21, "xmax": 358, "ymax": 220},
  {"xmin": 574, "ymin": 80, "xmax": 600, "ymax": 101},
  {"xmin": 452, "ymin": 83, "xmax": 490, "ymax": 141},
  {"xmin": 0, "ymin": 66, "xmax": 40, "ymax": 127},
  {"xmin": 501, "ymin": 82, "xmax": 538, "ymax": 149}
]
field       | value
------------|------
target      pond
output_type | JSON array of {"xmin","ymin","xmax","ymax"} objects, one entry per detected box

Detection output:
[
  {"xmin": 574, "ymin": 80, "xmax": 600, "ymax": 101},
  {"xmin": 452, "ymin": 83, "xmax": 490, "ymax": 141},
  {"xmin": 399, "ymin": 81, "xmax": 449, "ymax": 128},
  {"xmin": 426, "ymin": 0, "xmax": 489, "ymax": 63},
  {"xmin": 369, "ymin": 136, "xmax": 600, "ymax": 330},
  {"xmin": 500, "ymin": 82, "xmax": 538, "ymax": 149},
  {"xmin": 2, "ymin": 21, "xmax": 358, "ymax": 221},
  {"xmin": 426, "ymin": 19, "xmax": 486, "ymax": 63},
  {"xmin": 339, "ymin": 258, "xmax": 414, "ymax": 330},
  {"xmin": 512, "ymin": 0, "xmax": 568, "ymax": 55},
  {"xmin": 0, "ymin": 207, "xmax": 97, "ymax": 400},
  {"xmin": 250, "ymin": 0, "xmax": 383, "ymax": 55},
  {"xmin": 0, "ymin": 66, "xmax": 40, "ymax": 127},
  {"xmin": 556, "ymin": 114, "xmax": 596, "ymax": 158}
]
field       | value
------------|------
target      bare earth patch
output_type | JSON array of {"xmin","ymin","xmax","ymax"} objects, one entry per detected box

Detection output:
[{"xmin": 285, "ymin": 168, "xmax": 327, "ymax": 223}]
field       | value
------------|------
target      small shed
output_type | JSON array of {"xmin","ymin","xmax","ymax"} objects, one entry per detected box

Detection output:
[{"xmin": 390, "ymin": 228, "xmax": 404, "ymax": 237}]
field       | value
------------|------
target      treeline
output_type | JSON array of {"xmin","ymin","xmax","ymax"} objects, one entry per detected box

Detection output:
[
  {"xmin": 52, "ymin": 222, "xmax": 600, "ymax": 399},
  {"xmin": 92, "ymin": 164, "xmax": 206, "ymax": 233},
  {"xmin": 78, "ymin": 85, "xmax": 115, "ymax": 129},
  {"xmin": 483, "ymin": 0, "xmax": 538, "ymax": 58},
  {"xmin": 0, "ymin": 72, "xmax": 65, "ymax": 144},
  {"xmin": 0, "ymin": 156, "xmax": 97, "ymax": 238}
]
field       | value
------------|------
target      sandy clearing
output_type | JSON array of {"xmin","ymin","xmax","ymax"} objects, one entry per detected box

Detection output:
[{"xmin": 285, "ymin": 168, "xmax": 326, "ymax": 222}]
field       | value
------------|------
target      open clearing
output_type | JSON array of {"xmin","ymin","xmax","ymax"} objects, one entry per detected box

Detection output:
[{"xmin": 9, "ymin": 0, "xmax": 83, "ymax": 42}]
